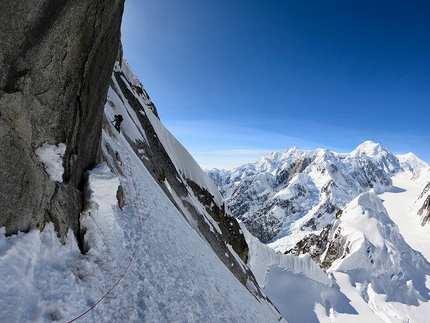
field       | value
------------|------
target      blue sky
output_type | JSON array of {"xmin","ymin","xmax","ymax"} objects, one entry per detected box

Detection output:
[{"xmin": 121, "ymin": 0, "xmax": 430, "ymax": 170}]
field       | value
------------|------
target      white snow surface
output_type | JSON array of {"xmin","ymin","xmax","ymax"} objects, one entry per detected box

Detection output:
[
  {"xmin": 0, "ymin": 64, "xmax": 281, "ymax": 323},
  {"xmin": 380, "ymin": 170, "xmax": 430, "ymax": 260},
  {"xmin": 35, "ymin": 142, "xmax": 66, "ymax": 182},
  {"xmin": 1, "ymin": 134, "xmax": 279, "ymax": 323},
  {"xmin": 397, "ymin": 152, "xmax": 430, "ymax": 174}
]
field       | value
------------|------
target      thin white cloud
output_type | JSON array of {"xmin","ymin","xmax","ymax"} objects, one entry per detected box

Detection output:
[{"xmin": 215, "ymin": 149, "xmax": 273, "ymax": 156}]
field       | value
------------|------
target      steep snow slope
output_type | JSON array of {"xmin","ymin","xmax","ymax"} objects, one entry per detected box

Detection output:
[
  {"xmin": 0, "ymin": 61, "xmax": 284, "ymax": 323},
  {"xmin": 379, "ymin": 168, "xmax": 430, "ymax": 260},
  {"xmin": 106, "ymin": 59, "xmax": 269, "ymax": 293}
]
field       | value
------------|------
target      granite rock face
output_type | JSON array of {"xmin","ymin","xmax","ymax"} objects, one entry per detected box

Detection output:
[
  {"xmin": 0, "ymin": 0, "xmax": 125, "ymax": 238},
  {"xmin": 419, "ymin": 195, "xmax": 430, "ymax": 226}
]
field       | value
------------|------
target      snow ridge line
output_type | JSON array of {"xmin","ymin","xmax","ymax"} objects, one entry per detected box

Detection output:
[{"xmin": 67, "ymin": 217, "xmax": 143, "ymax": 323}]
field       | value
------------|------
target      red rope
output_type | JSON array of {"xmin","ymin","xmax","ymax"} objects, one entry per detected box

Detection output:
[{"xmin": 68, "ymin": 218, "xmax": 142, "ymax": 322}]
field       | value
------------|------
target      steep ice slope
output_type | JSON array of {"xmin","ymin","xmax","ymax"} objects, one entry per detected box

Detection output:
[{"xmin": 0, "ymin": 134, "xmax": 281, "ymax": 322}]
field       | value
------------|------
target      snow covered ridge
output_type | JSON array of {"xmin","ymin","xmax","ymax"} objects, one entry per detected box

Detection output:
[
  {"xmin": 329, "ymin": 191, "xmax": 430, "ymax": 307},
  {"xmin": 102, "ymin": 60, "xmax": 284, "ymax": 320}
]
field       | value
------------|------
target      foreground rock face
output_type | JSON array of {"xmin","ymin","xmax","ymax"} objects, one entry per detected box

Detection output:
[{"xmin": 0, "ymin": 0, "xmax": 125, "ymax": 237}]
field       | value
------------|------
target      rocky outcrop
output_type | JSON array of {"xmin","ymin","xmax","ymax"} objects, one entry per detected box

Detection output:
[
  {"xmin": 185, "ymin": 178, "xmax": 250, "ymax": 263},
  {"xmin": 245, "ymin": 211, "xmax": 282, "ymax": 243},
  {"xmin": 419, "ymin": 195, "xmax": 430, "ymax": 226},
  {"xmin": 415, "ymin": 182, "xmax": 430, "ymax": 226},
  {"xmin": 286, "ymin": 224, "xmax": 331, "ymax": 261},
  {"xmin": 419, "ymin": 196, "xmax": 430, "ymax": 225},
  {"xmin": 0, "ymin": 0, "xmax": 125, "ymax": 238},
  {"xmin": 285, "ymin": 221, "xmax": 348, "ymax": 269}
]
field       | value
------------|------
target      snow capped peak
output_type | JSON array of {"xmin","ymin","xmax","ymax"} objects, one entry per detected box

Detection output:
[
  {"xmin": 347, "ymin": 141, "xmax": 402, "ymax": 179},
  {"xmin": 283, "ymin": 146, "xmax": 306, "ymax": 158},
  {"xmin": 327, "ymin": 190, "xmax": 430, "ymax": 304},
  {"xmin": 286, "ymin": 145, "xmax": 302, "ymax": 154},
  {"xmin": 351, "ymin": 140, "xmax": 388, "ymax": 157},
  {"xmin": 207, "ymin": 139, "xmax": 430, "ymax": 320},
  {"xmin": 397, "ymin": 152, "xmax": 430, "ymax": 174}
]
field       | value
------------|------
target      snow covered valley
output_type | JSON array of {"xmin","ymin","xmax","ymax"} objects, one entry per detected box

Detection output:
[{"xmin": 1, "ymin": 59, "xmax": 430, "ymax": 323}]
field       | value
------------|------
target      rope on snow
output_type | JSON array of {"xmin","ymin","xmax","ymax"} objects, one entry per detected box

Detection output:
[{"xmin": 67, "ymin": 216, "xmax": 143, "ymax": 323}]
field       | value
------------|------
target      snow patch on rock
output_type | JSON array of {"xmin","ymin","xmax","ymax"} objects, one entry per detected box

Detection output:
[{"xmin": 35, "ymin": 142, "xmax": 66, "ymax": 182}]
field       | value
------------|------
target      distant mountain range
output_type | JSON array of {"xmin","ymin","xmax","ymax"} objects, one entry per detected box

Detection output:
[{"xmin": 207, "ymin": 141, "xmax": 430, "ymax": 251}]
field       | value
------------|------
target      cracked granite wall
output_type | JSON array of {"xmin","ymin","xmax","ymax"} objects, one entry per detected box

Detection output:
[{"xmin": 0, "ymin": 0, "xmax": 125, "ymax": 238}]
